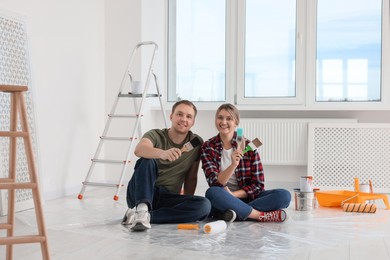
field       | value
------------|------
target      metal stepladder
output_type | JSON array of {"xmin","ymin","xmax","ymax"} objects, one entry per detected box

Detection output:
[{"xmin": 78, "ymin": 41, "xmax": 168, "ymax": 200}]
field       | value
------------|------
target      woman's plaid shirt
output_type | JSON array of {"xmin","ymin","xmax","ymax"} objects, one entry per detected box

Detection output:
[{"xmin": 201, "ymin": 133, "xmax": 265, "ymax": 200}]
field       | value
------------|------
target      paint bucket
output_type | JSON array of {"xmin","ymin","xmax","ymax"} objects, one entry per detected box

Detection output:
[
  {"xmin": 359, "ymin": 183, "xmax": 371, "ymax": 193},
  {"xmin": 294, "ymin": 190, "xmax": 317, "ymax": 211},
  {"xmin": 131, "ymin": 81, "xmax": 143, "ymax": 94}
]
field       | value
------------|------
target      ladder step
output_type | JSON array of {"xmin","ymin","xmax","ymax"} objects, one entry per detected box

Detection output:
[
  {"xmin": 0, "ymin": 235, "xmax": 46, "ymax": 245},
  {"xmin": 0, "ymin": 178, "xmax": 14, "ymax": 183},
  {"xmin": 0, "ymin": 131, "xmax": 28, "ymax": 137},
  {"xmin": 0, "ymin": 182, "xmax": 37, "ymax": 189},
  {"xmin": 108, "ymin": 114, "xmax": 139, "ymax": 118},
  {"xmin": 91, "ymin": 159, "xmax": 129, "ymax": 164},
  {"xmin": 119, "ymin": 93, "xmax": 161, "ymax": 98},
  {"xmin": 100, "ymin": 136, "xmax": 135, "ymax": 141},
  {"xmin": 0, "ymin": 223, "xmax": 13, "ymax": 230},
  {"xmin": 82, "ymin": 181, "xmax": 124, "ymax": 188}
]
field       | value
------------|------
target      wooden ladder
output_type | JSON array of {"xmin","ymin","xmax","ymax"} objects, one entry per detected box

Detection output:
[{"xmin": 0, "ymin": 85, "xmax": 50, "ymax": 260}]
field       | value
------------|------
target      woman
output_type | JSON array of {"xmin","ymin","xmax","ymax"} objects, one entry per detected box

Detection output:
[{"xmin": 201, "ymin": 103, "xmax": 291, "ymax": 222}]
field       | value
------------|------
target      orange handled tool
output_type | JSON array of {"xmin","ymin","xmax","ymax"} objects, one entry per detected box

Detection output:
[{"xmin": 177, "ymin": 224, "xmax": 200, "ymax": 230}]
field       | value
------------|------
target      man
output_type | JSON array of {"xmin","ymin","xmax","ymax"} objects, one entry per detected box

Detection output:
[{"xmin": 122, "ymin": 100, "xmax": 211, "ymax": 232}]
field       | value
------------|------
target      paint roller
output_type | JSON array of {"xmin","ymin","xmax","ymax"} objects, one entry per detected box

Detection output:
[
  {"xmin": 342, "ymin": 179, "xmax": 376, "ymax": 213},
  {"xmin": 203, "ymin": 220, "xmax": 227, "ymax": 234},
  {"xmin": 177, "ymin": 223, "xmax": 200, "ymax": 230},
  {"xmin": 342, "ymin": 202, "xmax": 376, "ymax": 213},
  {"xmin": 177, "ymin": 220, "xmax": 227, "ymax": 233}
]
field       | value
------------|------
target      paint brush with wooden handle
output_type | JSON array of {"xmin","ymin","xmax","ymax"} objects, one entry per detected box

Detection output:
[
  {"xmin": 243, "ymin": 138, "xmax": 262, "ymax": 154},
  {"xmin": 181, "ymin": 137, "xmax": 202, "ymax": 152}
]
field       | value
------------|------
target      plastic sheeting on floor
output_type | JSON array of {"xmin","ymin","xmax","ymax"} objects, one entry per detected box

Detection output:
[{"xmin": 2, "ymin": 189, "xmax": 390, "ymax": 259}]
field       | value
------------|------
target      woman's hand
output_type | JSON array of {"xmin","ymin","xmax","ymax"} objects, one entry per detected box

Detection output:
[
  {"xmin": 230, "ymin": 149, "xmax": 243, "ymax": 167},
  {"xmin": 224, "ymin": 186, "xmax": 234, "ymax": 196}
]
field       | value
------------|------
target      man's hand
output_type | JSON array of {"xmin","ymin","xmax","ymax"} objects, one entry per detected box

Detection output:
[{"xmin": 160, "ymin": 148, "xmax": 182, "ymax": 161}]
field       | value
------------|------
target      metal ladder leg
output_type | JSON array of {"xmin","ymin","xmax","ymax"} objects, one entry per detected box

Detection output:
[{"xmin": 78, "ymin": 41, "xmax": 168, "ymax": 200}]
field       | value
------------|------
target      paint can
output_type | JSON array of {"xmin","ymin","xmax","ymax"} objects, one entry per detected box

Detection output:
[
  {"xmin": 359, "ymin": 183, "xmax": 371, "ymax": 193},
  {"xmin": 299, "ymin": 176, "xmax": 313, "ymax": 192},
  {"xmin": 131, "ymin": 81, "xmax": 143, "ymax": 94},
  {"xmin": 294, "ymin": 190, "xmax": 317, "ymax": 211}
]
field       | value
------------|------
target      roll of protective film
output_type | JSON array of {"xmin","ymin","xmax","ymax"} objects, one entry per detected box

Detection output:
[
  {"xmin": 342, "ymin": 203, "xmax": 377, "ymax": 213},
  {"xmin": 203, "ymin": 220, "xmax": 227, "ymax": 234}
]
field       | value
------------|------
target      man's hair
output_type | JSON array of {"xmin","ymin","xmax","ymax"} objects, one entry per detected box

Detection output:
[
  {"xmin": 215, "ymin": 103, "xmax": 240, "ymax": 125},
  {"xmin": 171, "ymin": 100, "xmax": 198, "ymax": 118}
]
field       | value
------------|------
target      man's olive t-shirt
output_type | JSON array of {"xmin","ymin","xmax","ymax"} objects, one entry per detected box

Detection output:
[{"xmin": 143, "ymin": 129, "xmax": 203, "ymax": 194}]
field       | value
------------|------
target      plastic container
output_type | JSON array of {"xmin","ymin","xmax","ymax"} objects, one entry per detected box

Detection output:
[{"xmin": 315, "ymin": 190, "xmax": 390, "ymax": 209}]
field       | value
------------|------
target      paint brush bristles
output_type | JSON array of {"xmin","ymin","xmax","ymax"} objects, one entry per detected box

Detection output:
[
  {"xmin": 181, "ymin": 137, "xmax": 202, "ymax": 152},
  {"xmin": 243, "ymin": 138, "xmax": 262, "ymax": 154}
]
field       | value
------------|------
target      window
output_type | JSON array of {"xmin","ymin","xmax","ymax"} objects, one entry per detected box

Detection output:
[
  {"xmin": 244, "ymin": 0, "xmax": 296, "ymax": 98},
  {"xmin": 316, "ymin": 0, "xmax": 382, "ymax": 102},
  {"xmin": 167, "ymin": 0, "xmax": 390, "ymax": 109},
  {"xmin": 167, "ymin": 0, "xmax": 226, "ymax": 102}
]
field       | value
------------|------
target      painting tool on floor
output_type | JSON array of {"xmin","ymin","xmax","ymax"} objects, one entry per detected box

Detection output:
[
  {"xmin": 177, "ymin": 224, "xmax": 200, "ymax": 230},
  {"xmin": 341, "ymin": 178, "xmax": 377, "ymax": 213},
  {"xmin": 181, "ymin": 136, "xmax": 202, "ymax": 152},
  {"xmin": 243, "ymin": 138, "xmax": 262, "ymax": 154},
  {"xmin": 342, "ymin": 202, "xmax": 377, "ymax": 213},
  {"xmin": 203, "ymin": 220, "xmax": 227, "ymax": 234}
]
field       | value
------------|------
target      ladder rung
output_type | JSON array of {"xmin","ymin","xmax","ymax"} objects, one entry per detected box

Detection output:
[
  {"xmin": 91, "ymin": 159, "xmax": 129, "ymax": 164},
  {"xmin": 0, "ymin": 235, "xmax": 46, "ymax": 245},
  {"xmin": 100, "ymin": 136, "xmax": 135, "ymax": 141},
  {"xmin": 0, "ymin": 223, "xmax": 13, "ymax": 230},
  {"xmin": 119, "ymin": 93, "xmax": 161, "ymax": 98},
  {"xmin": 0, "ymin": 183, "xmax": 37, "ymax": 189},
  {"xmin": 0, "ymin": 131, "xmax": 28, "ymax": 137},
  {"xmin": 108, "ymin": 114, "xmax": 138, "ymax": 118},
  {"xmin": 82, "ymin": 181, "xmax": 123, "ymax": 187},
  {"xmin": 0, "ymin": 178, "xmax": 14, "ymax": 183}
]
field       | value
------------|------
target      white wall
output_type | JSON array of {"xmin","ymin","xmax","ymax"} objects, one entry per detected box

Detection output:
[{"xmin": 0, "ymin": 0, "xmax": 106, "ymax": 199}]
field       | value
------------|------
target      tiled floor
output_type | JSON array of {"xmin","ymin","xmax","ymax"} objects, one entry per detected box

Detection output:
[{"xmin": 1, "ymin": 188, "xmax": 390, "ymax": 260}]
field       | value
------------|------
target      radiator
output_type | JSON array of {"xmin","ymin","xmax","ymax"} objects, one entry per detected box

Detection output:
[
  {"xmin": 240, "ymin": 118, "xmax": 357, "ymax": 165},
  {"xmin": 308, "ymin": 123, "xmax": 390, "ymax": 193}
]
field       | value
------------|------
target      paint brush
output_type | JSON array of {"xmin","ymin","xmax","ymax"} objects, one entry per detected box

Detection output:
[
  {"xmin": 236, "ymin": 127, "xmax": 243, "ymax": 148},
  {"xmin": 181, "ymin": 137, "xmax": 202, "ymax": 152},
  {"xmin": 243, "ymin": 138, "xmax": 262, "ymax": 154}
]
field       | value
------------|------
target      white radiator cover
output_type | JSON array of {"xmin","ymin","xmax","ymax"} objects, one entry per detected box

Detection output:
[
  {"xmin": 307, "ymin": 123, "xmax": 390, "ymax": 193},
  {"xmin": 240, "ymin": 118, "xmax": 357, "ymax": 165}
]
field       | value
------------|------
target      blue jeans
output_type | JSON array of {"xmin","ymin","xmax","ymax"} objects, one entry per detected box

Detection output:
[
  {"xmin": 126, "ymin": 158, "xmax": 211, "ymax": 224},
  {"xmin": 205, "ymin": 186, "xmax": 291, "ymax": 220}
]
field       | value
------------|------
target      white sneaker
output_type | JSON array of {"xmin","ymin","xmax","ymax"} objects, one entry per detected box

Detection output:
[
  {"xmin": 129, "ymin": 210, "xmax": 151, "ymax": 232},
  {"xmin": 121, "ymin": 207, "xmax": 136, "ymax": 225}
]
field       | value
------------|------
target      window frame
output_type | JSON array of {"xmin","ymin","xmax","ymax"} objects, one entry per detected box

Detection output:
[{"xmin": 166, "ymin": 0, "xmax": 390, "ymax": 110}]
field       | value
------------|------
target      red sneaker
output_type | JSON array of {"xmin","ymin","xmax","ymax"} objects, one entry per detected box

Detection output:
[{"xmin": 258, "ymin": 209, "xmax": 286, "ymax": 222}]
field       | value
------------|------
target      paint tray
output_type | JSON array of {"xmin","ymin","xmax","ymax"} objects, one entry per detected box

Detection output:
[{"xmin": 316, "ymin": 190, "xmax": 390, "ymax": 209}]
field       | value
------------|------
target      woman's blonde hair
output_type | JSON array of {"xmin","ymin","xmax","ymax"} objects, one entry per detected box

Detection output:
[{"xmin": 215, "ymin": 103, "xmax": 240, "ymax": 125}]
